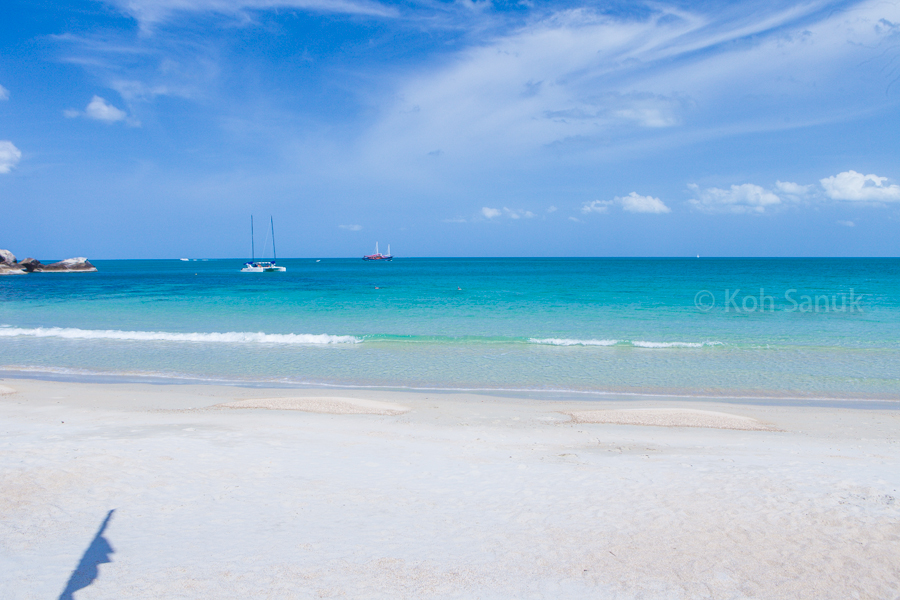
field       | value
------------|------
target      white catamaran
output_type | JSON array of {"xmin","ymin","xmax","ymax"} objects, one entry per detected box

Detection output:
[{"xmin": 241, "ymin": 216, "xmax": 286, "ymax": 272}]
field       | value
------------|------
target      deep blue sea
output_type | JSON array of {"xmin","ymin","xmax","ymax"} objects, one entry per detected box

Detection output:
[{"xmin": 1, "ymin": 258, "xmax": 898, "ymax": 399}]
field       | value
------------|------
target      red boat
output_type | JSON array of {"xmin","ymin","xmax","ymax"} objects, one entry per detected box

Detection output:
[{"xmin": 363, "ymin": 243, "xmax": 393, "ymax": 261}]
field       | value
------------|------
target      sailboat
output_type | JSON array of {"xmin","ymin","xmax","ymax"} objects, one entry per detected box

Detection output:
[
  {"xmin": 362, "ymin": 242, "xmax": 392, "ymax": 261},
  {"xmin": 241, "ymin": 216, "xmax": 287, "ymax": 272}
]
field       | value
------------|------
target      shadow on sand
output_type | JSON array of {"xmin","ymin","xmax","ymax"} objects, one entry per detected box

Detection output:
[{"xmin": 58, "ymin": 510, "xmax": 115, "ymax": 600}]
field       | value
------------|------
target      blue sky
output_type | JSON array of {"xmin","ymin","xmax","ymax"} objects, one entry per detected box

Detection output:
[{"xmin": 1, "ymin": 0, "xmax": 899, "ymax": 258}]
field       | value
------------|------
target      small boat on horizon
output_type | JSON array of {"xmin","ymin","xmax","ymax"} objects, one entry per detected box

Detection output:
[
  {"xmin": 242, "ymin": 215, "xmax": 286, "ymax": 273},
  {"xmin": 363, "ymin": 243, "xmax": 392, "ymax": 261}
]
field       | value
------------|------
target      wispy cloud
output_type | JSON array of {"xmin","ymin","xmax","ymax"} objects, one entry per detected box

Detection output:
[
  {"xmin": 481, "ymin": 207, "xmax": 501, "ymax": 218},
  {"xmin": 581, "ymin": 200, "xmax": 612, "ymax": 214},
  {"xmin": 103, "ymin": 0, "xmax": 398, "ymax": 29},
  {"xmin": 362, "ymin": 1, "xmax": 900, "ymax": 174},
  {"xmin": 0, "ymin": 141, "xmax": 22, "ymax": 174},
  {"xmin": 0, "ymin": 84, "xmax": 8, "ymax": 101},
  {"xmin": 339, "ymin": 224, "xmax": 362, "ymax": 231}
]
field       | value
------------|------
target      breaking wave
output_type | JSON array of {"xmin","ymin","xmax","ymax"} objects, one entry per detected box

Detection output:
[{"xmin": 0, "ymin": 327, "xmax": 361, "ymax": 345}]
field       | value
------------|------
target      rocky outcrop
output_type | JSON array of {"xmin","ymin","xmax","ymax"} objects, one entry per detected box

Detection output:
[
  {"xmin": 0, "ymin": 249, "xmax": 26, "ymax": 275},
  {"xmin": 0, "ymin": 249, "xmax": 98, "ymax": 274},
  {"xmin": 39, "ymin": 257, "xmax": 97, "ymax": 272},
  {"xmin": 17, "ymin": 258, "xmax": 44, "ymax": 272}
]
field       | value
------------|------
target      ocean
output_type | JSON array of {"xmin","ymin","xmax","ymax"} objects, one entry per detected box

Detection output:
[{"xmin": 1, "ymin": 258, "xmax": 898, "ymax": 400}]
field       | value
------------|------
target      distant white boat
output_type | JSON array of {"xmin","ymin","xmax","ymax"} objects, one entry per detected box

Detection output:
[
  {"xmin": 241, "ymin": 216, "xmax": 286, "ymax": 273},
  {"xmin": 180, "ymin": 258, "xmax": 189, "ymax": 261}
]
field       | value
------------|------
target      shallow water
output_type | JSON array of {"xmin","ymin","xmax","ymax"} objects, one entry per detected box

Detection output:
[{"xmin": 1, "ymin": 258, "xmax": 898, "ymax": 398}]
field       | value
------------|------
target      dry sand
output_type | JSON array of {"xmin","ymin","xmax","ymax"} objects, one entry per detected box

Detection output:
[
  {"xmin": 1, "ymin": 378, "xmax": 898, "ymax": 600},
  {"xmin": 566, "ymin": 407, "xmax": 778, "ymax": 430},
  {"xmin": 0, "ymin": 384, "xmax": 16, "ymax": 395},
  {"xmin": 219, "ymin": 396, "xmax": 410, "ymax": 415}
]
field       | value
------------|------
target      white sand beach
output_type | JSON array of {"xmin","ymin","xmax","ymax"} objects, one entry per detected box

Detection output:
[{"xmin": 1, "ymin": 378, "xmax": 899, "ymax": 599}]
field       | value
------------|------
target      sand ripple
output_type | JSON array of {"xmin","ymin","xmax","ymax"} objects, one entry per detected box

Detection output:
[
  {"xmin": 565, "ymin": 408, "xmax": 777, "ymax": 430},
  {"xmin": 219, "ymin": 396, "xmax": 410, "ymax": 415}
]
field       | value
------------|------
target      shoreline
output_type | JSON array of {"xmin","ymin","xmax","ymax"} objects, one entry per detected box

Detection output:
[{"xmin": 3, "ymin": 368, "xmax": 899, "ymax": 409}]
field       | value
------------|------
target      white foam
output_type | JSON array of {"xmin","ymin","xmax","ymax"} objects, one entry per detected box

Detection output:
[
  {"xmin": 631, "ymin": 341, "xmax": 723, "ymax": 348},
  {"xmin": 0, "ymin": 327, "xmax": 361, "ymax": 345},
  {"xmin": 529, "ymin": 338, "xmax": 723, "ymax": 348},
  {"xmin": 528, "ymin": 338, "xmax": 619, "ymax": 346}
]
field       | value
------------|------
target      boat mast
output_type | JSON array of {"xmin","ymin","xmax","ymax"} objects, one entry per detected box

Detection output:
[
  {"xmin": 270, "ymin": 216, "xmax": 277, "ymax": 261},
  {"xmin": 251, "ymin": 215, "xmax": 255, "ymax": 260},
  {"xmin": 387, "ymin": 244, "xmax": 390, "ymax": 256},
  {"xmin": 375, "ymin": 242, "xmax": 379, "ymax": 255}
]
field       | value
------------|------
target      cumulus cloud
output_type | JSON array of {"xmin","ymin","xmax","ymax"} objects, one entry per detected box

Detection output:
[
  {"xmin": 339, "ymin": 224, "xmax": 362, "ymax": 231},
  {"xmin": 820, "ymin": 170, "xmax": 900, "ymax": 202},
  {"xmin": 66, "ymin": 95, "xmax": 138, "ymax": 125},
  {"xmin": 688, "ymin": 183, "xmax": 781, "ymax": 214},
  {"xmin": 0, "ymin": 141, "xmax": 22, "ymax": 174},
  {"xmin": 547, "ymin": 206, "xmax": 557, "ymax": 213},
  {"xmin": 581, "ymin": 200, "xmax": 612, "ymax": 214},
  {"xmin": 0, "ymin": 85, "xmax": 8, "ymax": 101},
  {"xmin": 482, "ymin": 207, "xmax": 501, "ymax": 218},
  {"xmin": 616, "ymin": 192, "xmax": 671, "ymax": 214}
]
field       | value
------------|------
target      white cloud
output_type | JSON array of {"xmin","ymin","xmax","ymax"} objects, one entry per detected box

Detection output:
[
  {"xmin": 66, "ymin": 95, "xmax": 138, "ymax": 125},
  {"xmin": 85, "ymin": 95, "xmax": 127, "ymax": 122},
  {"xmin": 581, "ymin": 200, "xmax": 612, "ymax": 214},
  {"xmin": 688, "ymin": 183, "xmax": 781, "ymax": 214},
  {"xmin": 482, "ymin": 207, "xmax": 501, "ymax": 218},
  {"xmin": 837, "ymin": 220, "xmax": 855, "ymax": 227},
  {"xmin": 616, "ymin": 192, "xmax": 671, "ymax": 214},
  {"xmin": 0, "ymin": 141, "xmax": 22, "ymax": 174},
  {"xmin": 339, "ymin": 224, "xmax": 362, "ymax": 231},
  {"xmin": 568, "ymin": 216, "xmax": 581, "ymax": 222},
  {"xmin": 0, "ymin": 85, "xmax": 8, "ymax": 101},
  {"xmin": 546, "ymin": 205, "xmax": 557, "ymax": 213},
  {"xmin": 775, "ymin": 181, "xmax": 813, "ymax": 196},
  {"xmin": 820, "ymin": 170, "xmax": 900, "ymax": 202}
]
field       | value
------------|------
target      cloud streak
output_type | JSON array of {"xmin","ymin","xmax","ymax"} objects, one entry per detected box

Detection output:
[{"xmin": 103, "ymin": 0, "xmax": 398, "ymax": 29}]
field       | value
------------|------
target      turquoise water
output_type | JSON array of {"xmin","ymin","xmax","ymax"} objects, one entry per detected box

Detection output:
[{"xmin": 1, "ymin": 258, "xmax": 898, "ymax": 398}]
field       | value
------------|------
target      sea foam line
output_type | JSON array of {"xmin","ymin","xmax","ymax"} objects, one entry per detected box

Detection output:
[
  {"xmin": 529, "ymin": 338, "xmax": 723, "ymax": 348},
  {"xmin": 0, "ymin": 327, "xmax": 361, "ymax": 345}
]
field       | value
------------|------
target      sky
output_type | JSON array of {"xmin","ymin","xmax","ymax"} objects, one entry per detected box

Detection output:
[{"xmin": 1, "ymin": 0, "xmax": 900, "ymax": 258}]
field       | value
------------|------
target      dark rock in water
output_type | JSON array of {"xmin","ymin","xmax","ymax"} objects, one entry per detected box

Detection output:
[
  {"xmin": 40, "ymin": 257, "xmax": 98, "ymax": 272},
  {"xmin": 17, "ymin": 257, "xmax": 44, "ymax": 272}
]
